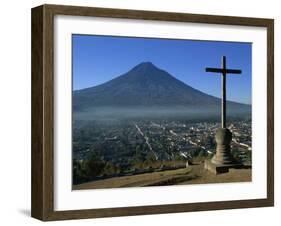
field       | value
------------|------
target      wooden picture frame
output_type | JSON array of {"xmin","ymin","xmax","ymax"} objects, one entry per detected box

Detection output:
[{"xmin": 31, "ymin": 4, "xmax": 274, "ymax": 221}]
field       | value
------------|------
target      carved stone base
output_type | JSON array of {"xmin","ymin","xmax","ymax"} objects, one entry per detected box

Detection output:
[
  {"xmin": 205, "ymin": 128, "xmax": 242, "ymax": 174},
  {"xmin": 204, "ymin": 160, "xmax": 242, "ymax": 175}
]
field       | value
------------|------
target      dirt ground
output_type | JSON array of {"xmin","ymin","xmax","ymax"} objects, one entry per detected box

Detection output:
[
  {"xmin": 178, "ymin": 164, "xmax": 251, "ymax": 185},
  {"xmin": 73, "ymin": 163, "xmax": 251, "ymax": 190}
]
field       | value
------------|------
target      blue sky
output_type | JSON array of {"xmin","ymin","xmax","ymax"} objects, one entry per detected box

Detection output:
[{"xmin": 72, "ymin": 34, "xmax": 252, "ymax": 104}]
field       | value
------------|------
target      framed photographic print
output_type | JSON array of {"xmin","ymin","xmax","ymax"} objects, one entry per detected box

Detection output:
[{"xmin": 31, "ymin": 4, "xmax": 274, "ymax": 221}]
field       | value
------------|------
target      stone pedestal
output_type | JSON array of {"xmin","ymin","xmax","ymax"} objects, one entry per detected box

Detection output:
[{"xmin": 205, "ymin": 128, "xmax": 241, "ymax": 174}]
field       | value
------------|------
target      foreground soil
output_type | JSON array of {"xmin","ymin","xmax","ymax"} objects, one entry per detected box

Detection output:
[{"xmin": 73, "ymin": 164, "xmax": 251, "ymax": 190}]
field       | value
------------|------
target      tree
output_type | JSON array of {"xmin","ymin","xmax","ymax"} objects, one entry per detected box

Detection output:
[
  {"xmin": 73, "ymin": 159, "xmax": 87, "ymax": 185},
  {"xmin": 103, "ymin": 162, "xmax": 120, "ymax": 175},
  {"xmin": 84, "ymin": 152, "xmax": 105, "ymax": 178}
]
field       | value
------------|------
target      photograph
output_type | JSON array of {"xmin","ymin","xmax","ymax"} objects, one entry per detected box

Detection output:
[
  {"xmin": 71, "ymin": 34, "xmax": 252, "ymax": 190},
  {"xmin": 30, "ymin": 3, "xmax": 274, "ymax": 221}
]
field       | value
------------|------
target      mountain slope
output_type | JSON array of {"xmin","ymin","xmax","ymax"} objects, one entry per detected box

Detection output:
[{"xmin": 73, "ymin": 62, "xmax": 250, "ymax": 114}]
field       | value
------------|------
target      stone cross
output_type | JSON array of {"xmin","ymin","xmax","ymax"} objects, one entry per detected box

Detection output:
[{"xmin": 205, "ymin": 56, "xmax": 242, "ymax": 128}]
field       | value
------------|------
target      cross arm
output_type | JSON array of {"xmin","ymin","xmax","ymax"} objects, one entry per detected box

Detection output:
[
  {"xmin": 205, "ymin": 68, "xmax": 223, "ymax": 73},
  {"xmin": 225, "ymin": 69, "xmax": 242, "ymax": 74},
  {"xmin": 205, "ymin": 67, "xmax": 242, "ymax": 74}
]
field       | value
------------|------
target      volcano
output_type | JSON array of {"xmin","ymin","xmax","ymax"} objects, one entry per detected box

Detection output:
[{"xmin": 73, "ymin": 62, "xmax": 250, "ymax": 119}]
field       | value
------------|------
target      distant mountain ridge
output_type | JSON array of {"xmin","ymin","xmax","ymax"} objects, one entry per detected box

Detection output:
[{"xmin": 73, "ymin": 62, "xmax": 250, "ymax": 112}]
